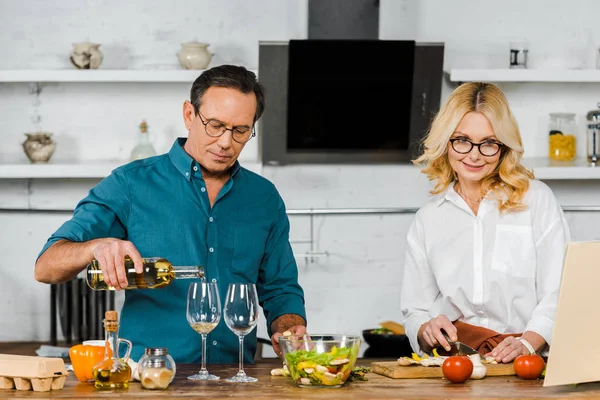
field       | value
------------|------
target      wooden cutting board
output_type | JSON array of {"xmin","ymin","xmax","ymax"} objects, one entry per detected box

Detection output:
[{"xmin": 371, "ymin": 360, "xmax": 515, "ymax": 379}]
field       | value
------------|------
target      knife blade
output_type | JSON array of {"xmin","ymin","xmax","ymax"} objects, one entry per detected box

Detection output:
[{"xmin": 439, "ymin": 333, "xmax": 484, "ymax": 360}]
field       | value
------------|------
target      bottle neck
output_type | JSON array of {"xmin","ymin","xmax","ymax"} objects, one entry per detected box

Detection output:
[
  {"xmin": 172, "ymin": 265, "xmax": 205, "ymax": 279},
  {"xmin": 105, "ymin": 328, "xmax": 119, "ymax": 359},
  {"xmin": 139, "ymin": 132, "xmax": 150, "ymax": 142}
]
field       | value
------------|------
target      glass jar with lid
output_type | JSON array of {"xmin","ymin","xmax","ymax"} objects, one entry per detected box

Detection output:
[
  {"xmin": 585, "ymin": 103, "xmax": 600, "ymax": 165},
  {"xmin": 548, "ymin": 112, "xmax": 577, "ymax": 161},
  {"xmin": 137, "ymin": 348, "xmax": 176, "ymax": 390}
]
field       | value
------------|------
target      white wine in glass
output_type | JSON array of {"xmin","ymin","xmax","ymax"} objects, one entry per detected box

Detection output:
[
  {"xmin": 224, "ymin": 283, "xmax": 259, "ymax": 383},
  {"xmin": 187, "ymin": 281, "xmax": 221, "ymax": 380}
]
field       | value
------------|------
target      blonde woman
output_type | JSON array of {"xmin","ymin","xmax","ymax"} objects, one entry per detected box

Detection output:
[{"xmin": 400, "ymin": 82, "xmax": 570, "ymax": 363}]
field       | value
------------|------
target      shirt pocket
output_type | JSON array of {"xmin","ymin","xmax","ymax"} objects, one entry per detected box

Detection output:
[{"xmin": 491, "ymin": 225, "xmax": 537, "ymax": 279}]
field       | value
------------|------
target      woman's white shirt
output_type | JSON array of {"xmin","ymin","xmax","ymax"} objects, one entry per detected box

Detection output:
[{"xmin": 400, "ymin": 179, "xmax": 571, "ymax": 355}]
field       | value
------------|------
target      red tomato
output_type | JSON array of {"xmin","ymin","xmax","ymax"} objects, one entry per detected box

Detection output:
[
  {"xmin": 442, "ymin": 356, "xmax": 473, "ymax": 383},
  {"xmin": 513, "ymin": 354, "xmax": 545, "ymax": 380}
]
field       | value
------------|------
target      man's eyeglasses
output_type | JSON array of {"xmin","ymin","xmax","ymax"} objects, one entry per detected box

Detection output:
[
  {"xmin": 197, "ymin": 111, "xmax": 255, "ymax": 144},
  {"xmin": 449, "ymin": 138, "xmax": 503, "ymax": 157}
]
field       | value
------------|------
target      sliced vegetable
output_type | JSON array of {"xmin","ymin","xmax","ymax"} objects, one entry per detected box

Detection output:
[
  {"xmin": 371, "ymin": 328, "xmax": 394, "ymax": 334},
  {"xmin": 284, "ymin": 344, "xmax": 359, "ymax": 386}
]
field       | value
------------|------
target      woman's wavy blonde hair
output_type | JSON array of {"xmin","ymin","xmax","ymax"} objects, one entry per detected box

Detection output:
[{"xmin": 413, "ymin": 82, "xmax": 534, "ymax": 212}]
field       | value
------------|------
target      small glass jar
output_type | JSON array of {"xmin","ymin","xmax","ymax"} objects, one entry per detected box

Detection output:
[
  {"xmin": 137, "ymin": 348, "xmax": 176, "ymax": 390},
  {"xmin": 548, "ymin": 112, "xmax": 577, "ymax": 161}
]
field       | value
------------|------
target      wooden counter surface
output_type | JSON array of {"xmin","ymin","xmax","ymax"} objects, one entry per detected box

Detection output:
[{"xmin": 3, "ymin": 360, "xmax": 600, "ymax": 399}]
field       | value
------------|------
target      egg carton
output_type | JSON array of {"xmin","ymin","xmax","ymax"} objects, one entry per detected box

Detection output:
[
  {"xmin": 0, "ymin": 375, "xmax": 67, "ymax": 391},
  {"xmin": 0, "ymin": 354, "xmax": 68, "ymax": 392}
]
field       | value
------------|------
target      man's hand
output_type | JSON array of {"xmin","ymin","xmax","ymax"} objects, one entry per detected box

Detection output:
[
  {"xmin": 417, "ymin": 314, "xmax": 457, "ymax": 353},
  {"xmin": 271, "ymin": 325, "xmax": 306, "ymax": 359},
  {"xmin": 270, "ymin": 314, "xmax": 307, "ymax": 359},
  {"xmin": 91, "ymin": 238, "xmax": 143, "ymax": 290}
]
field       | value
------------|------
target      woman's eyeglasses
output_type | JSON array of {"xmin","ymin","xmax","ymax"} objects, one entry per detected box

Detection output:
[{"xmin": 449, "ymin": 138, "xmax": 503, "ymax": 157}]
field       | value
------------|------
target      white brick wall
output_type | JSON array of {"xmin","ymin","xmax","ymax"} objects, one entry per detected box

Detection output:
[{"xmin": 1, "ymin": 1, "xmax": 600, "ymax": 355}]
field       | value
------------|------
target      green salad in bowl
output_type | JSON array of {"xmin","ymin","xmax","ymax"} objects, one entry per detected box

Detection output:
[{"xmin": 279, "ymin": 334, "xmax": 361, "ymax": 388}]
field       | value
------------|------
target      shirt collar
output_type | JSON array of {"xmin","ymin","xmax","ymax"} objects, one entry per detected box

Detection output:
[
  {"xmin": 436, "ymin": 181, "xmax": 500, "ymax": 208},
  {"xmin": 436, "ymin": 181, "xmax": 460, "ymax": 207},
  {"xmin": 168, "ymin": 138, "xmax": 242, "ymax": 181}
]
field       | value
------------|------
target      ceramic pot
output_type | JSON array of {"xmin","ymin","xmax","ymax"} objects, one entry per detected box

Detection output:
[
  {"xmin": 177, "ymin": 42, "xmax": 212, "ymax": 69},
  {"xmin": 70, "ymin": 42, "xmax": 103, "ymax": 69},
  {"xmin": 22, "ymin": 132, "xmax": 56, "ymax": 163}
]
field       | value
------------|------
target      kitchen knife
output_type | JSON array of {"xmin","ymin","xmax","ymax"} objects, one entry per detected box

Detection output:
[{"xmin": 439, "ymin": 332, "xmax": 484, "ymax": 360}]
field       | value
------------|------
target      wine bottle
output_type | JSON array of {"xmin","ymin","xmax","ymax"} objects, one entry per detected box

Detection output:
[{"xmin": 86, "ymin": 257, "xmax": 205, "ymax": 290}]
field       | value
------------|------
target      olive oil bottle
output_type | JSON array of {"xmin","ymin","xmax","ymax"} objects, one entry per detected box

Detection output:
[
  {"xmin": 86, "ymin": 257, "xmax": 205, "ymax": 290},
  {"xmin": 92, "ymin": 310, "xmax": 132, "ymax": 389}
]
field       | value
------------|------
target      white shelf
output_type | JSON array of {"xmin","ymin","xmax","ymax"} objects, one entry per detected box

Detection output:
[
  {"xmin": 447, "ymin": 69, "xmax": 600, "ymax": 83},
  {"xmin": 0, "ymin": 159, "xmax": 592, "ymax": 179},
  {"xmin": 522, "ymin": 158, "xmax": 600, "ymax": 180},
  {"xmin": 0, "ymin": 160, "xmax": 263, "ymax": 179},
  {"xmin": 0, "ymin": 69, "xmax": 211, "ymax": 83},
  {"xmin": 0, "ymin": 161, "xmax": 123, "ymax": 178}
]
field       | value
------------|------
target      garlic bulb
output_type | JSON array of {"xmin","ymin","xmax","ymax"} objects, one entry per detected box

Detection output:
[{"xmin": 468, "ymin": 354, "xmax": 487, "ymax": 379}]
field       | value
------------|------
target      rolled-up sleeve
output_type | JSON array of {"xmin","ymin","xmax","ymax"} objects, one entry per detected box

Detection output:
[
  {"xmin": 256, "ymin": 194, "xmax": 306, "ymax": 336},
  {"xmin": 400, "ymin": 216, "xmax": 439, "ymax": 355},
  {"xmin": 37, "ymin": 169, "xmax": 130, "ymax": 258}
]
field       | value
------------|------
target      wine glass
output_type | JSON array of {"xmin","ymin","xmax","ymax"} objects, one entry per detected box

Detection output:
[
  {"xmin": 186, "ymin": 281, "xmax": 221, "ymax": 380},
  {"xmin": 223, "ymin": 283, "xmax": 259, "ymax": 383}
]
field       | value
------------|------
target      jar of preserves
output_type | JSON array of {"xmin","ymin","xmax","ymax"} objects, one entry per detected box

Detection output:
[{"xmin": 548, "ymin": 112, "xmax": 577, "ymax": 161}]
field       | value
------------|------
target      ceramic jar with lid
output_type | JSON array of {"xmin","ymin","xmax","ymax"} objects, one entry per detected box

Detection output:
[
  {"xmin": 137, "ymin": 348, "xmax": 176, "ymax": 390},
  {"xmin": 585, "ymin": 103, "xmax": 600, "ymax": 165},
  {"xmin": 548, "ymin": 112, "xmax": 577, "ymax": 161}
]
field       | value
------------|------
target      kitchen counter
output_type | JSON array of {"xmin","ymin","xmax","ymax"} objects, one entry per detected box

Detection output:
[{"xmin": 4, "ymin": 360, "xmax": 600, "ymax": 399}]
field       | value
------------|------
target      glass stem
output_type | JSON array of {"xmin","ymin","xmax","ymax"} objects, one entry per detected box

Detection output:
[
  {"xmin": 238, "ymin": 335, "xmax": 244, "ymax": 374},
  {"xmin": 200, "ymin": 333, "xmax": 207, "ymax": 373}
]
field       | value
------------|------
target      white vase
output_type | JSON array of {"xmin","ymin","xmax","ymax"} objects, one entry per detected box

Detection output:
[
  {"xmin": 70, "ymin": 42, "xmax": 103, "ymax": 69},
  {"xmin": 177, "ymin": 42, "xmax": 212, "ymax": 70}
]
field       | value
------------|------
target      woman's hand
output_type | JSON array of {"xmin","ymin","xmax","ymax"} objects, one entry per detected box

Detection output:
[
  {"xmin": 484, "ymin": 336, "xmax": 527, "ymax": 363},
  {"xmin": 417, "ymin": 315, "xmax": 457, "ymax": 353},
  {"xmin": 485, "ymin": 332, "xmax": 546, "ymax": 363}
]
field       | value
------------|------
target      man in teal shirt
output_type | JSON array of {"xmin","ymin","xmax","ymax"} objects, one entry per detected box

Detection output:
[{"xmin": 35, "ymin": 65, "xmax": 307, "ymax": 364}]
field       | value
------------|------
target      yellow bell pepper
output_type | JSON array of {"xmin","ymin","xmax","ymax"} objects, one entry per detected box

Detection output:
[
  {"xmin": 296, "ymin": 361, "xmax": 317, "ymax": 371},
  {"xmin": 411, "ymin": 352, "xmax": 429, "ymax": 361},
  {"xmin": 69, "ymin": 344, "xmax": 108, "ymax": 382}
]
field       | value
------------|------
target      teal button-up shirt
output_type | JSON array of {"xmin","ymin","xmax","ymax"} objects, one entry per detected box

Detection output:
[{"xmin": 40, "ymin": 138, "xmax": 306, "ymax": 364}]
